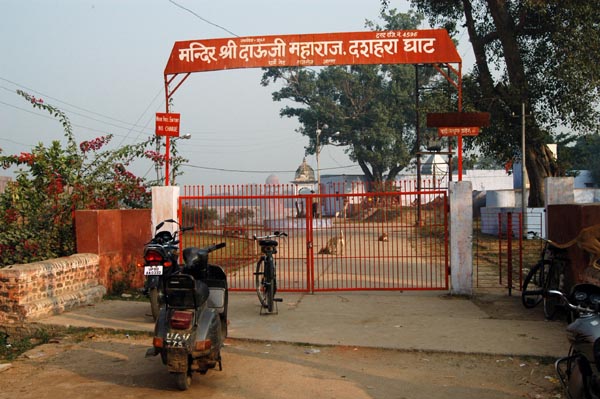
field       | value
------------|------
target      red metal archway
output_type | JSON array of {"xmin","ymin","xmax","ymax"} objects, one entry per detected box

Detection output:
[{"xmin": 162, "ymin": 29, "xmax": 463, "ymax": 184}]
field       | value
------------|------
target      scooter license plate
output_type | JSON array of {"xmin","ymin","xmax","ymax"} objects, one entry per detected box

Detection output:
[{"xmin": 144, "ymin": 266, "xmax": 163, "ymax": 276}]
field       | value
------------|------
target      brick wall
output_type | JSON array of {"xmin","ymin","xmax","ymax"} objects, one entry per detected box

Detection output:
[{"xmin": 0, "ymin": 254, "xmax": 106, "ymax": 323}]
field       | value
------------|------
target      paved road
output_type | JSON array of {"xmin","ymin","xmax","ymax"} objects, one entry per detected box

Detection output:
[{"xmin": 37, "ymin": 290, "xmax": 567, "ymax": 358}]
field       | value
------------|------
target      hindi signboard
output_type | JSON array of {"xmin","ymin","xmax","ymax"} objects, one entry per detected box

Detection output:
[
  {"xmin": 438, "ymin": 126, "xmax": 480, "ymax": 137},
  {"xmin": 155, "ymin": 113, "xmax": 181, "ymax": 137},
  {"xmin": 165, "ymin": 29, "xmax": 461, "ymax": 75}
]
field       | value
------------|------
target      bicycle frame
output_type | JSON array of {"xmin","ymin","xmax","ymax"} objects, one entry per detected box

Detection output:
[
  {"xmin": 522, "ymin": 233, "xmax": 570, "ymax": 319},
  {"xmin": 253, "ymin": 231, "xmax": 286, "ymax": 314}
]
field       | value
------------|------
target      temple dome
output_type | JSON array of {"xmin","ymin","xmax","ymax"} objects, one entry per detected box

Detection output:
[
  {"xmin": 293, "ymin": 158, "xmax": 316, "ymax": 183},
  {"xmin": 266, "ymin": 174, "xmax": 280, "ymax": 185}
]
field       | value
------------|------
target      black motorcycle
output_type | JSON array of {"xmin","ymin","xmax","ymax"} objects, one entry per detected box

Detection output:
[
  {"xmin": 140, "ymin": 219, "xmax": 192, "ymax": 321},
  {"xmin": 146, "ymin": 242, "xmax": 228, "ymax": 391},
  {"xmin": 549, "ymin": 285, "xmax": 600, "ymax": 399}
]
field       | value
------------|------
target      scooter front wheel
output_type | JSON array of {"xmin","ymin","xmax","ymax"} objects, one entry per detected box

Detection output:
[{"xmin": 175, "ymin": 372, "xmax": 192, "ymax": 391}]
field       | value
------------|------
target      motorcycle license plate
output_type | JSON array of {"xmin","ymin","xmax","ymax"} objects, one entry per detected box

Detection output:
[{"xmin": 144, "ymin": 266, "xmax": 163, "ymax": 276}]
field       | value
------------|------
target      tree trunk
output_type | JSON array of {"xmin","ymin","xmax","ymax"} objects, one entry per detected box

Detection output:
[
  {"xmin": 525, "ymin": 139, "xmax": 559, "ymax": 207},
  {"xmin": 463, "ymin": 0, "xmax": 558, "ymax": 207}
]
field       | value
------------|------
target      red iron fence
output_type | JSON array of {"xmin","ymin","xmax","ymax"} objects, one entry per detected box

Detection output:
[{"xmin": 180, "ymin": 184, "xmax": 449, "ymax": 292}]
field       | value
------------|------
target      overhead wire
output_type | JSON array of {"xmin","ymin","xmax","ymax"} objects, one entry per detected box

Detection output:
[
  {"xmin": 0, "ymin": 78, "xmax": 156, "ymax": 132},
  {"xmin": 181, "ymin": 163, "xmax": 357, "ymax": 174},
  {"xmin": 167, "ymin": 0, "xmax": 239, "ymax": 37}
]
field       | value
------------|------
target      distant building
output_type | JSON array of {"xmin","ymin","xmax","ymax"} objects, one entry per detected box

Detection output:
[{"xmin": 290, "ymin": 157, "xmax": 317, "ymax": 195}]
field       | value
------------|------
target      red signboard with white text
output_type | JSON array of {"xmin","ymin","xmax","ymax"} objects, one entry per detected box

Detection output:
[
  {"xmin": 155, "ymin": 113, "xmax": 181, "ymax": 137},
  {"xmin": 164, "ymin": 29, "xmax": 461, "ymax": 75},
  {"xmin": 438, "ymin": 126, "xmax": 480, "ymax": 137}
]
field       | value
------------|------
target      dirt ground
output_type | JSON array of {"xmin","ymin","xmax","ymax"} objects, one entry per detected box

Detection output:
[{"xmin": 0, "ymin": 332, "xmax": 561, "ymax": 399}]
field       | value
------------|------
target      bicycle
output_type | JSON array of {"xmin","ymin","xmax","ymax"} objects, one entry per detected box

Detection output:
[
  {"xmin": 521, "ymin": 231, "xmax": 569, "ymax": 319},
  {"xmin": 253, "ymin": 231, "xmax": 287, "ymax": 314}
]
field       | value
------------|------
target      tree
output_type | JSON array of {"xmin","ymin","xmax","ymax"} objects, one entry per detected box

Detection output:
[
  {"xmin": 559, "ymin": 135, "xmax": 600, "ymax": 186},
  {"xmin": 0, "ymin": 91, "xmax": 159, "ymax": 266},
  {"xmin": 261, "ymin": 10, "xmax": 435, "ymax": 189},
  {"xmin": 401, "ymin": 0, "xmax": 600, "ymax": 206}
]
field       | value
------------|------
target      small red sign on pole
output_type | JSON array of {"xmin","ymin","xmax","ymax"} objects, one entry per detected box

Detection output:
[
  {"xmin": 155, "ymin": 113, "xmax": 181, "ymax": 137},
  {"xmin": 438, "ymin": 126, "xmax": 480, "ymax": 137}
]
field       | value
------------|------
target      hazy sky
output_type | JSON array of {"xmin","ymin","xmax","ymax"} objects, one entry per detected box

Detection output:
[{"xmin": 0, "ymin": 0, "xmax": 473, "ymax": 187}]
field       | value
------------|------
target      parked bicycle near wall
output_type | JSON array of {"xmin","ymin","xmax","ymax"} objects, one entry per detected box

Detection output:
[
  {"xmin": 521, "ymin": 231, "xmax": 569, "ymax": 319},
  {"xmin": 253, "ymin": 231, "xmax": 287, "ymax": 314}
]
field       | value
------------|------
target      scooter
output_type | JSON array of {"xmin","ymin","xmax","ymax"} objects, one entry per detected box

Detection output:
[
  {"xmin": 140, "ymin": 219, "xmax": 192, "ymax": 321},
  {"xmin": 549, "ymin": 285, "xmax": 600, "ymax": 398},
  {"xmin": 146, "ymin": 242, "xmax": 228, "ymax": 391}
]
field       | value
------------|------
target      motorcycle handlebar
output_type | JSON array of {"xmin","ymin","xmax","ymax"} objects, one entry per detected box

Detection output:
[{"xmin": 547, "ymin": 290, "xmax": 597, "ymax": 314}]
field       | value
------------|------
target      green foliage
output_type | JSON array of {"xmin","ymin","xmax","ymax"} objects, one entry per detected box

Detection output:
[
  {"xmin": 261, "ymin": 9, "xmax": 434, "ymax": 187},
  {"xmin": 559, "ymin": 135, "xmax": 600, "ymax": 186},
  {"xmin": 0, "ymin": 91, "xmax": 159, "ymax": 267},
  {"xmin": 405, "ymin": 0, "xmax": 600, "ymax": 205},
  {"xmin": 0, "ymin": 328, "xmax": 51, "ymax": 361}
]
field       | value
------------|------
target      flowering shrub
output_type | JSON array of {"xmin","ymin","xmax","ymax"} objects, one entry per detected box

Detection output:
[{"xmin": 0, "ymin": 91, "xmax": 180, "ymax": 266}]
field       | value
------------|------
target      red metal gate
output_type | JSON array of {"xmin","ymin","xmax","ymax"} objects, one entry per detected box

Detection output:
[{"xmin": 180, "ymin": 185, "xmax": 449, "ymax": 292}]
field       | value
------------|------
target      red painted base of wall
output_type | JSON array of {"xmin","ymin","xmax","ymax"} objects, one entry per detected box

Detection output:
[{"xmin": 75, "ymin": 209, "xmax": 151, "ymax": 291}]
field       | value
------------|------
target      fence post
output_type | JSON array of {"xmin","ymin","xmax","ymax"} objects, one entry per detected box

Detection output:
[
  {"xmin": 450, "ymin": 181, "xmax": 473, "ymax": 295},
  {"xmin": 152, "ymin": 186, "xmax": 180, "ymax": 232}
]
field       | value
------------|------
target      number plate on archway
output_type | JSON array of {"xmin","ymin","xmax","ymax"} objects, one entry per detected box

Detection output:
[{"xmin": 144, "ymin": 266, "xmax": 163, "ymax": 276}]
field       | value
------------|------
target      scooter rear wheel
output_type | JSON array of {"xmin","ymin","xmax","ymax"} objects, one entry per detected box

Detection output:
[{"xmin": 175, "ymin": 372, "xmax": 192, "ymax": 391}]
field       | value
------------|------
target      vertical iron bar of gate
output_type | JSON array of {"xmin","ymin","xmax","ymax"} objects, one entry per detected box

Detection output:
[
  {"xmin": 444, "ymin": 192, "xmax": 450, "ymax": 288},
  {"xmin": 306, "ymin": 194, "xmax": 315, "ymax": 294},
  {"xmin": 518, "ymin": 212, "xmax": 523, "ymax": 290},
  {"xmin": 498, "ymin": 212, "xmax": 503, "ymax": 284},
  {"xmin": 507, "ymin": 212, "xmax": 513, "ymax": 296}
]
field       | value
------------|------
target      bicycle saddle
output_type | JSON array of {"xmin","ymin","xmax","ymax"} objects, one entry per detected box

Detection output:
[{"xmin": 259, "ymin": 239, "xmax": 278, "ymax": 247}]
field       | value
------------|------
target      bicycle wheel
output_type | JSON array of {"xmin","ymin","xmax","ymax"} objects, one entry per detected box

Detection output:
[
  {"xmin": 266, "ymin": 262, "xmax": 275, "ymax": 313},
  {"xmin": 543, "ymin": 260, "xmax": 564, "ymax": 320},
  {"xmin": 255, "ymin": 258, "xmax": 267, "ymax": 308},
  {"xmin": 521, "ymin": 261, "xmax": 544, "ymax": 308}
]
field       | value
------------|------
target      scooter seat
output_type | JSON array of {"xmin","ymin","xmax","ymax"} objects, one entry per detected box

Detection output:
[{"xmin": 165, "ymin": 274, "xmax": 209, "ymax": 308}]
